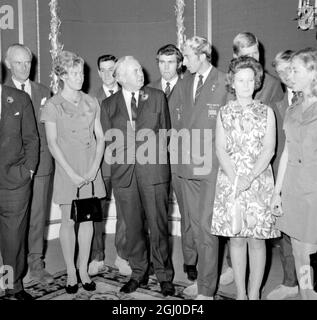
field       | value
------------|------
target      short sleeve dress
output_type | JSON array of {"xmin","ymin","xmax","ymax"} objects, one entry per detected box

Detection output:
[
  {"xmin": 210, "ymin": 100, "xmax": 280, "ymax": 239},
  {"xmin": 40, "ymin": 92, "xmax": 106, "ymax": 204},
  {"xmin": 276, "ymin": 101, "xmax": 317, "ymax": 244}
]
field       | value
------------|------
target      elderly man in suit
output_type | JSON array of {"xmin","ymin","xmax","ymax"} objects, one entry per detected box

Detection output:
[
  {"xmin": 100, "ymin": 56, "xmax": 175, "ymax": 296},
  {"xmin": 89, "ymin": 54, "xmax": 131, "ymax": 276},
  {"xmin": 220, "ymin": 32, "xmax": 285, "ymax": 286},
  {"xmin": 5, "ymin": 44, "xmax": 54, "ymax": 285},
  {"xmin": 148, "ymin": 44, "xmax": 197, "ymax": 282},
  {"xmin": 173, "ymin": 36, "xmax": 227, "ymax": 299},
  {"xmin": 266, "ymin": 50, "xmax": 299, "ymax": 300},
  {"xmin": 0, "ymin": 83, "xmax": 39, "ymax": 299}
]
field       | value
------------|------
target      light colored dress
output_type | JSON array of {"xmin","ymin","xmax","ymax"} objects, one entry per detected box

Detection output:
[
  {"xmin": 211, "ymin": 100, "xmax": 280, "ymax": 239},
  {"xmin": 40, "ymin": 92, "xmax": 105, "ymax": 204},
  {"xmin": 277, "ymin": 101, "xmax": 317, "ymax": 244}
]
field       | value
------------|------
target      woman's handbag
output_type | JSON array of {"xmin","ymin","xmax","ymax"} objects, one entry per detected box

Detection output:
[
  {"xmin": 230, "ymin": 176, "xmax": 243, "ymax": 235},
  {"xmin": 71, "ymin": 182, "xmax": 102, "ymax": 223}
]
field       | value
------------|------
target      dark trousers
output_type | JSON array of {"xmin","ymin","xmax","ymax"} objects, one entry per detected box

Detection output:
[
  {"xmin": 90, "ymin": 177, "xmax": 128, "ymax": 262},
  {"xmin": 27, "ymin": 174, "xmax": 52, "ymax": 269},
  {"xmin": 113, "ymin": 172, "xmax": 173, "ymax": 283},
  {"xmin": 0, "ymin": 183, "xmax": 31, "ymax": 294},
  {"xmin": 172, "ymin": 173, "xmax": 197, "ymax": 267},
  {"xmin": 280, "ymin": 232, "xmax": 298, "ymax": 287},
  {"xmin": 180, "ymin": 177, "xmax": 219, "ymax": 296}
]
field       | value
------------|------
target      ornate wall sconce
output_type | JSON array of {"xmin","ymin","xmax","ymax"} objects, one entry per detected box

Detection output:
[{"xmin": 297, "ymin": 0, "xmax": 317, "ymax": 30}]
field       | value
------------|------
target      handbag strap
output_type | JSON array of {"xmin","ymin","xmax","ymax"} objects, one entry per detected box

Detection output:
[{"xmin": 76, "ymin": 181, "xmax": 95, "ymax": 199}]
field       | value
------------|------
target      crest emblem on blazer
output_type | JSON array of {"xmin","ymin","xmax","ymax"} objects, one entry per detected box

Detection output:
[{"xmin": 207, "ymin": 103, "xmax": 219, "ymax": 118}]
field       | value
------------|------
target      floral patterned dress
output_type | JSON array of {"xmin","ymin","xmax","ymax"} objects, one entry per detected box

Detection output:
[{"xmin": 210, "ymin": 100, "xmax": 280, "ymax": 239}]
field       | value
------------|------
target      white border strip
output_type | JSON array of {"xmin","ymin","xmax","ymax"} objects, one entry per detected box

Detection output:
[{"xmin": 18, "ymin": 0, "xmax": 24, "ymax": 44}]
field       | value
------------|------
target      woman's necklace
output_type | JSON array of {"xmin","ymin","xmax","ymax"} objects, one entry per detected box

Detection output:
[{"xmin": 62, "ymin": 92, "xmax": 81, "ymax": 105}]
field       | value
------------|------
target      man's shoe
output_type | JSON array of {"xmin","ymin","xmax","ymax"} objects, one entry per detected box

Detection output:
[
  {"xmin": 115, "ymin": 255, "xmax": 132, "ymax": 276},
  {"xmin": 183, "ymin": 282, "xmax": 198, "ymax": 296},
  {"xmin": 219, "ymin": 267, "xmax": 234, "ymax": 286},
  {"xmin": 195, "ymin": 294, "xmax": 214, "ymax": 300},
  {"xmin": 88, "ymin": 260, "xmax": 106, "ymax": 276},
  {"xmin": 120, "ymin": 279, "xmax": 140, "ymax": 294},
  {"xmin": 266, "ymin": 284, "xmax": 299, "ymax": 300},
  {"xmin": 160, "ymin": 281, "xmax": 175, "ymax": 297},
  {"xmin": 29, "ymin": 268, "xmax": 54, "ymax": 285},
  {"xmin": 5, "ymin": 290, "xmax": 33, "ymax": 300},
  {"xmin": 184, "ymin": 265, "xmax": 197, "ymax": 282}
]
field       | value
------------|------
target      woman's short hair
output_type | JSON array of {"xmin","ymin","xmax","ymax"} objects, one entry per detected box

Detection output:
[
  {"xmin": 226, "ymin": 56, "xmax": 263, "ymax": 94},
  {"xmin": 292, "ymin": 47, "xmax": 317, "ymax": 97},
  {"xmin": 182, "ymin": 36, "xmax": 212, "ymax": 62},
  {"xmin": 53, "ymin": 51, "xmax": 84, "ymax": 77}
]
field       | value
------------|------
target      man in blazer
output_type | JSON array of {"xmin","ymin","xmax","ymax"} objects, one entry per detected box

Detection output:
[
  {"xmin": 5, "ymin": 44, "xmax": 54, "ymax": 285},
  {"xmin": 266, "ymin": 50, "xmax": 299, "ymax": 300},
  {"xmin": 0, "ymin": 83, "xmax": 39, "ymax": 299},
  {"xmin": 89, "ymin": 54, "xmax": 131, "ymax": 277},
  {"xmin": 100, "ymin": 56, "xmax": 175, "ymax": 296},
  {"xmin": 148, "ymin": 44, "xmax": 198, "ymax": 282},
  {"xmin": 173, "ymin": 36, "xmax": 227, "ymax": 300}
]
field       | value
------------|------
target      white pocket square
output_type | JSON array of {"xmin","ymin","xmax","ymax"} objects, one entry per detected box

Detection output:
[
  {"xmin": 41, "ymin": 97, "xmax": 47, "ymax": 106},
  {"xmin": 14, "ymin": 112, "xmax": 20, "ymax": 116}
]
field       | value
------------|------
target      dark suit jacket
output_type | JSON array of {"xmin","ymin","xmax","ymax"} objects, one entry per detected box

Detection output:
[
  {"xmin": 0, "ymin": 85, "xmax": 39, "ymax": 190},
  {"xmin": 271, "ymin": 92, "xmax": 289, "ymax": 177},
  {"xmin": 100, "ymin": 86, "xmax": 171, "ymax": 188},
  {"xmin": 6, "ymin": 79, "xmax": 53, "ymax": 177},
  {"xmin": 172, "ymin": 67, "xmax": 228, "ymax": 181},
  {"xmin": 254, "ymin": 71, "xmax": 284, "ymax": 107},
  {"xmin": 93, "ymin": 86, "xmax": 107, "ymax": 106}
]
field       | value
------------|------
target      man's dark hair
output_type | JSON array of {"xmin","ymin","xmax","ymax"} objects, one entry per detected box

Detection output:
[{"xmin": 97, "ymin": 54, "xmax": 117, "ymax": 70}]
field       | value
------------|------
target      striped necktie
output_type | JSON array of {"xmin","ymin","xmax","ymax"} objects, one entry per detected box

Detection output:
[
  {"xmin": 165, "ymin": 82, "xmax": 171, "ymax": 97},
  {"xmin": 194, "ymin": 75, "xmax": 204, "ymax": 104},
  {"xmin": 131, "ymin": 92, "xmax": 137, "ymax": 122}
]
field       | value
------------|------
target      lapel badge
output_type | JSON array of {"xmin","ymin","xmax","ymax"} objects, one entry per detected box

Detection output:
[{"xmin": 7, "ymin": 96, "xmax": 14, "ymax": 103}]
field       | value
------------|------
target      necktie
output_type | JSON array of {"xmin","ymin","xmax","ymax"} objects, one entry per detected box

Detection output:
[
  {"xmin": 194, "ymin": 75, "xmax": 204, "ymax": 104},
  {"xmin": 165, "ymin": 82, "xmax": 171, "ymax": 97},
  {"xmin": 21, "ymin": 83, "xmax": 25, "ymax": 91},
  {"xmin": 109, "ymin": 90, "xmax": 114, "ymax": 96},
  {"xmin": 131, "ymin": 92, "xmax": 137, "ymax": 124},
  {"xmin": 291, "ymin": 91, "xmax": 298, "ymax": 105}
]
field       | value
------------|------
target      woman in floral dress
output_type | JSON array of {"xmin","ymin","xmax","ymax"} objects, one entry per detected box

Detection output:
[{"xmin": 211, "ymin": 56, "xmax": 280, "ymax": 299}]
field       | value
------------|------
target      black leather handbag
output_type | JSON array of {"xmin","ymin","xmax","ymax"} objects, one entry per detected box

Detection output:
[{"xmin": 70, "ymin": 182, "xmax": 102, "ymax": 223}]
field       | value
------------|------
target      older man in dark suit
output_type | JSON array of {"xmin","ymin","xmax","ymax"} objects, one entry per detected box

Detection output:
[
  {"xmin": 5, "ymin": 44, "xmax": 54, "ymax": 285},
  {"xmin": 89, "ymin": 54, "xmax": 131, "ymax": 276},
  {"xmin": 172, "ymin": 36, "xmax": 227, "ymax": 300},
  {"xmin": 148, "ymin": 44, "xmax": 198, "ymax": 282},
  {"xmin": 0, "ymin": 83, "xmax": 39, "ymax": 299},
  {"xmin": 100, "ymin": 56, "xmax": 175, "ymax": 296}
]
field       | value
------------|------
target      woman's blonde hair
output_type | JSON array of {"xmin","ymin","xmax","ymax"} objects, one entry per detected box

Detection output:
[{"xmin": 53, "ymin": 50, "xmax": 84, "ymax": 78}]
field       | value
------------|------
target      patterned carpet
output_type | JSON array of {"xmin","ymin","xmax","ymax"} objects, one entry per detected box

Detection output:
[{"xmin": 0, "ymin": 266, "xmax": 235, "ymax": 300}]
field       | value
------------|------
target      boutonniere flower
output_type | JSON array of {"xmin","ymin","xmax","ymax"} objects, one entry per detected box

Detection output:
[
  {"xmin": 140, "ymin": 90, "xmax": 149, "ymax": 101},
  {"xmin": 41, "ymin": 97, "xmax": 47, "ymax": 106},
  {"xmin": 7, "ymin": 96, "xmax": 14, "ymax": 103}
]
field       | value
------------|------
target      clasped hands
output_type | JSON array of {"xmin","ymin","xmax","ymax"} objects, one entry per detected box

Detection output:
[{"xmin": 70, "ymin": 168, "xmax": 98, "ymax": 188}]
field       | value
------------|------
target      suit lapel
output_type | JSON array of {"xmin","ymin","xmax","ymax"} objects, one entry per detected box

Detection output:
[
  {"xmin": 30, "ymin": 81, "xmax": 41, "ymax": 119},
  {"xmin": 117, "ymin": 91, "xmax": 131, "ymax": 121},
  {"xmin": 0, "ymin": 87, "xmax": 13, "ymax": 127}
]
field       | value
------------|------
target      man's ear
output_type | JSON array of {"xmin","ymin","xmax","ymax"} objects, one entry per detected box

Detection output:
[
  {"xmin": 199, "ymin": 53, "xmax": 206, "ymax": 62},
  {"xmin": 4, "ymin": 58, "xmax": 11, "ymax": 70},
  {"xmin": 233, "ymin": 53, "xmax": 238, "ymax": 59}
]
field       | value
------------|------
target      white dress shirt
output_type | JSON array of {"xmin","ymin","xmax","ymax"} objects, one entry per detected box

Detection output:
[
  {"xmin": 192, "ymin": 65, "xmax": 212, "ymax": 101},
  {"xmin": 161, "ymin": 76, "xmax": 178, "ymax": 93},
  {"xmin": 12, "ymin": 78, "xmax": 32, "ymax": 97},
  {"xmin": 103, "ymin": 83, "xmax": 119, "ymax": 98},
  {"xmin": 287, "ymin": 87, "xmax": 294, "ymax": 106},
  {"xmin": 122, "ymin": 88, "xmax": 140, "ymax": 124}
]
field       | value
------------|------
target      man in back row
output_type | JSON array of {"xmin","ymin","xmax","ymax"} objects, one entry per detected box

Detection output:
[{"xmin": 148, "ymin": 44, "xmax": 198, "ymax": 282}]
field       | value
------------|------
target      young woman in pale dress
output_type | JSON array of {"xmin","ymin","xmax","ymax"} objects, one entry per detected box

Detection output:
[
  {"xmin": 41, "ymin": 51, "xmax": 106, "ymax": 294},
  {"xmin": 271, "ymin": 48, "xmax": 317, "ymax": 300}
]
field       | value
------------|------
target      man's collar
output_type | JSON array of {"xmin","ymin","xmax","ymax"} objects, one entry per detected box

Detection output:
[
  {"xmin": 12, "ymin": 77, "xmax": 30, "ymax": 89},
  {"xmin": 161, "ymin": 75, "xmax": 178, "ymax": 89}
]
